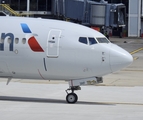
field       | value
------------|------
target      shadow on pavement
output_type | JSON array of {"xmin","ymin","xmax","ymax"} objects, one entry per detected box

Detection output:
[{"xmin": 0, "ymin": 95, "xmax": 115, "ymax": 106}]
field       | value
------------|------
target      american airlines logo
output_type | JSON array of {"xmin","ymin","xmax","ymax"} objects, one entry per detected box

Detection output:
[
  {"xmin": 0, "ymin": 23, "xmax": 44, "ymax": 52},
  {"xmin": 21, "ymin": 23, "xmax": 44, "ymax": 52}
]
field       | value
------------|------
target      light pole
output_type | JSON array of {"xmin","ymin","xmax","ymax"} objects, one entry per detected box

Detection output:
[{"xmin": 27, "ymin": 0, "xmax": 30, "ymax": 17}]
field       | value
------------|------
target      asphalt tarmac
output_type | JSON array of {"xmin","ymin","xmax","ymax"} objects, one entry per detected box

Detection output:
[{"xmin": 0, "ymin": 37, "xmax": 143, "ymax": 120}]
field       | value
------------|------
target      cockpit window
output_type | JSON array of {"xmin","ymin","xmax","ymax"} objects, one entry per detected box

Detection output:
[
  {"xmin": 96, "ymin": 37, "xmax": 110, "ymax": 43},
  {"xmin": 88, "ymin": 37, "xmax": 97, "ymax": 45},
  {"xmin": 79, "ymin": 37, "xmax": 87, "ymax": 44}
]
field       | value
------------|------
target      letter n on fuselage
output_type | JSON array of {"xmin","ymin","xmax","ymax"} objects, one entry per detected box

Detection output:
[{"xmin": 0, "ymin": 33, "xmax": 14, "ymax": 51}]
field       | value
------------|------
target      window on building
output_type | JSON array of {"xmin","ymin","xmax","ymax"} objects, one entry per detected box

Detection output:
[
  {"xmin": 30, "ymin": 0, "xmax": 38, "ymax": 11},
  {"xmin": 107, "ymin": 0, "xmax": 123, "ymax": 3},
  {"xmin": 19, "ymin": 0, "xmax": 27, "ymax": 11},
  {"xmin": 47, "ymin": 0, "xmax": 52, "ymax": 11},
  {"xmin": 10, "ymin": 0, "xmax": 52, "ymax": 11},
  {"xmin": 90, "ymin": 0, "xmax": 101, "ymax": 2},
  {"xmin": 38, "ymin": 0, "xmax": 47, "ymax": 11},
  {"xmin": 10, "ymin": 0, "xmax": 19, "ymax": 10}
]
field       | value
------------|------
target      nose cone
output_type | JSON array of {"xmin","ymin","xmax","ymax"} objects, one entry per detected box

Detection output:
[{"xmin": 110, "ymin": 44, "xmax": 133, "ymax": 72}]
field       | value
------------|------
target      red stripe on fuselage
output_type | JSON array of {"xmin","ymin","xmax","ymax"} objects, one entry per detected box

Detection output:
[{"xmin": 28, "ymin": 36, "xmax": 44, "ymax": 52}]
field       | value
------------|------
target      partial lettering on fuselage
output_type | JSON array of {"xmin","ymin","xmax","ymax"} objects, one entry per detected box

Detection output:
[
  {"xmin": 0, "ymin": 33, "xmax": 14, "ymax": 51},
  {"xmin": 0, "ymin": 23, "xmax": 44, "ymax": 52}
]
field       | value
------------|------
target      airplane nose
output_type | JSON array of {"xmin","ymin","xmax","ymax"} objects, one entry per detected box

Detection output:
[{"xmin": 110, "ymin": 44, "xmax": 133, "ymax": 72}]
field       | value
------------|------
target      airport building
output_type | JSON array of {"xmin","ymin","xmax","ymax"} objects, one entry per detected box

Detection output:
[{"xmin": 0, "ymin": 0, "xmax": 142, "ymax": 37}]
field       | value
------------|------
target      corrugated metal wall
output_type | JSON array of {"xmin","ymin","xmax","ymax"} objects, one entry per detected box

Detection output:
[{"xmin": 128, "ymin": 0, "xmax": 141, "ymax": 37}]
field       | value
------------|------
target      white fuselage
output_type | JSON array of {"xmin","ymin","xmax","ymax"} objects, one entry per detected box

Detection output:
[{"xmin": 0, "ymin": 17, "xmax": 133, "ymax": 81}]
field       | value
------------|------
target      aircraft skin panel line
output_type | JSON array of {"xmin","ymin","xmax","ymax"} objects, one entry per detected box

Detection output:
[
  {"xmin": 43, "ymin": 58, "xmax": 47, "ymax": 71},
  {"xmin": 38, "ymin": 69, "xmax": 45, "ymax": 80},
  {"xmin": 0, "ymin": 16, "xmax": 133, "ymax": 103}
]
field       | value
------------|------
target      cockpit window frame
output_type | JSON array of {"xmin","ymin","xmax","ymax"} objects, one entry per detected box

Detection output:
[
  {"xmin": 96, "ymin": 37, "xmax": 110, "ymax": 44},
  {"xmin": 88, "ymin": 37, "xmax": 97, "ymax": 45},
  {"xmin": 79, "ymin": 37, "xmax": 99, "ymax": 46},
  {"xmin": 79, "ymin": 37, "xmax": 88, "ymax": 45}
]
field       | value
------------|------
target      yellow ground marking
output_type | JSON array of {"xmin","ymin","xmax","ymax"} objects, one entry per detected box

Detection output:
[
  {"xmin": 133, "ymin": 57, "xmax": 139, "ymax": 60},
  {"xmin": 130, "ymin": 47, "xmax": 143, "ymax": 55},
  {"xmin": 130, "ymin": 47, "xmax": 143, "ymax": 60}
]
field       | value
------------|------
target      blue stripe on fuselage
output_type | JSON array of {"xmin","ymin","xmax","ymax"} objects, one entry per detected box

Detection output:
[{"xmin": 21, "ymin": 23, "xmax": 32, "ymax": 33}]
